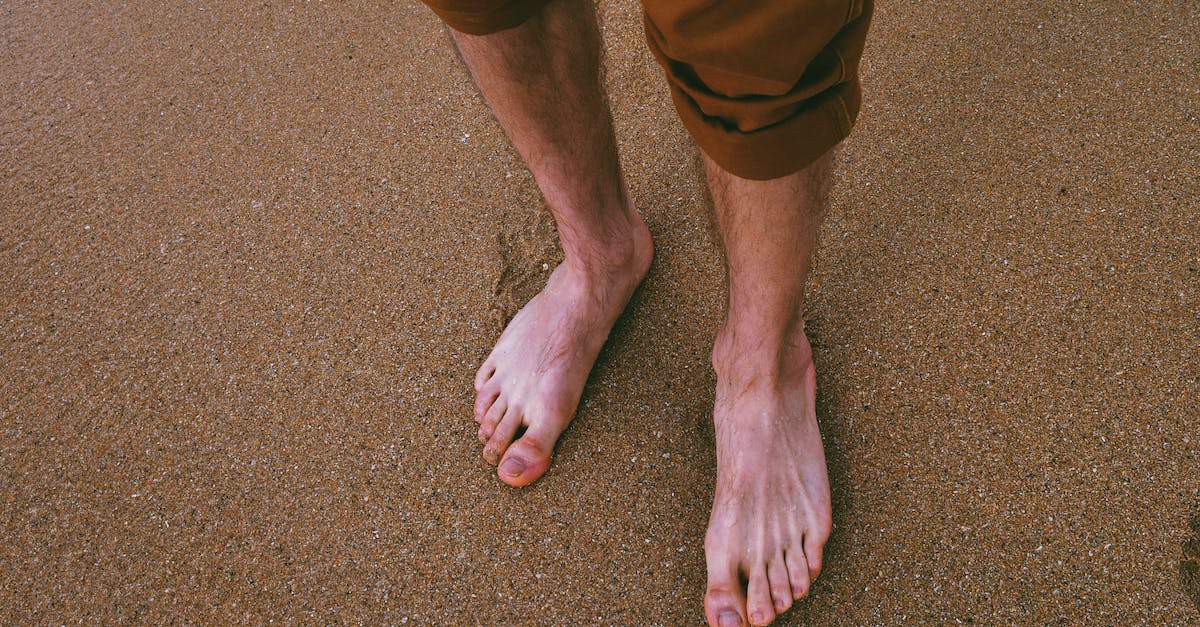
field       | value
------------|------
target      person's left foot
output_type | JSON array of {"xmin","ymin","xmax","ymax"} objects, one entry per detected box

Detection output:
[{"xmin": 703, "ymin": 326, "xmax": 832, "ymax": 627}]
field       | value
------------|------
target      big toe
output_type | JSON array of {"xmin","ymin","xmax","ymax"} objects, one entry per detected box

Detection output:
[
  {"xmin": 495, "ymin": 422, "xmax": 560, "ymax": 488},
  {"xmin": 705, "ymin": 580, "xmax": 747, "ymax": 627}
]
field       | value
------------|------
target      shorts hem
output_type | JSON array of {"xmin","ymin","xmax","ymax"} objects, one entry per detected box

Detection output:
[
  {"xmin": 426, "ymin": 0, "xmax": 552, "ymax": 36},
  {"xmin": 677, "ymin": 79, "xmax": 863, "ymax": 181}
]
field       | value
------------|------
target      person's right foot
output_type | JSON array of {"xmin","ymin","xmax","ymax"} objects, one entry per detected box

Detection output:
[{"xmin": 473, "ymin": 208, "xmax": 652, "ymax": 487}]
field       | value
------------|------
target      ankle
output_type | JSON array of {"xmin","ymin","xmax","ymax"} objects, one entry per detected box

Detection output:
[
  {"xmin": 560, "ymin": 208, "xmax": 652, "ymax": 279},
  {"xmin": 711, "ymin": 317, "xmax": 812, "ymax": 385}
]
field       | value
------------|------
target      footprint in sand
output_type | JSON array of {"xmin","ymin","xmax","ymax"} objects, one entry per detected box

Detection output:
[
  {"xmin": 1182, "ymin": 511, "xmax": 1200, "ymax": 611},
  {"xmin": 489, "ymin": 207, "xmax": 561, "ymax": 328}
]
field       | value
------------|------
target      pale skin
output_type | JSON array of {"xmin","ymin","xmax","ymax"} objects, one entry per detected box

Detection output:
[{"xmin": 455, "ymin": 1, "xmax": 832, "ymax": 625}]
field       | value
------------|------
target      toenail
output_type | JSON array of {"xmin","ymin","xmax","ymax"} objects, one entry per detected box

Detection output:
[
  {"xmin": 775, "ymin": 599, "xmax": 786, "ymax": 610},
  {"xmin": 718, "ymin": 610, "xmax": 741, "ymax": 627},
  {"xmin": 500, "ymin": 458, "xmax": 526, "ymax": 477},
  {"xmin": 751, "ymin": 611, "xmax": 763, "ymax": 624}
]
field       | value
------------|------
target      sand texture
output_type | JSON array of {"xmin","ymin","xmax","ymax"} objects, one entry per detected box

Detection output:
[{"xmin": 2, "ymin": 0, "xmax": 1198, "ymax": 623}]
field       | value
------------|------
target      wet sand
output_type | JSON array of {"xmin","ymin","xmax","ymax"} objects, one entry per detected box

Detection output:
[{"xmin": 2, "ymin": 0, "xmax": 1198, "ymax": 623}]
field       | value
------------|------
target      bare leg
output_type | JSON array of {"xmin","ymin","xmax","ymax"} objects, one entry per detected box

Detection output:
[
  {"xmin": 702, "ymin": 151, "xmax": 835, "ymax": 627},
  {"xmin": 454, "ymin": 0, "xmax": 653, "ymax": 487}
]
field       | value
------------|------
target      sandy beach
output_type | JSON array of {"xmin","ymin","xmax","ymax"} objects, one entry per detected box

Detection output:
[{"xmin": 2, "ymin": 0, "xmax": 1198, "ymax": 623}]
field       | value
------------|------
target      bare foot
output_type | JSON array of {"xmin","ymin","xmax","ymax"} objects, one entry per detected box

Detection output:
[
  {"xmin": 473, "ymin": 210, "xmax": 652, "ymax": 487},
  {"xmin": 703, "ymin": 326, "xmax": 832, "ymax": 627}
]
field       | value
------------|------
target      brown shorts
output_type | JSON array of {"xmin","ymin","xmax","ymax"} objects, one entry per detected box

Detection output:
[{"xmin": 422, "ymin": 0, "xmax": 873, "ymax": 180}]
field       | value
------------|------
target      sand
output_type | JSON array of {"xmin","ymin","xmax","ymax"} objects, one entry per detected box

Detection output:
[{"xmin": 2, "ymin": 0, "xmax": 1198, "ymax": 623}]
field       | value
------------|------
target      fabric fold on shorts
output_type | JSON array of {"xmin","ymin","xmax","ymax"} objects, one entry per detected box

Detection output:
[{"xmin": 643, "ymin": 0, "xmax": 873, "ymax": 180}]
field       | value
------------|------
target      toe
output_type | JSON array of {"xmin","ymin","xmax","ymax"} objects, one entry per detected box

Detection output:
[
  {"xmin": 745, "ymin": 567, "xmax": 776, "ymax": 626},
  {"xmin": 495, "ymin": 419, "xmax": 561, "ymax": 488},
  {"xmin": 477, "ymin": 396, "xmax": 507, "ymax": 444},
  {"xmin": 482, "ymin": 406, "xmax": 522, "ymax": 465},
  {"xmin": 704, "ymin": 566, "xmax": 747, "ymax": 627},
  {"xmin": 804, "ymin": 532, "xmax": 827, "ymax": 581},
  {"xmin": 474, "ymin": 361, "xmax": 495, "ymax": 392},
  {"xmin": 783, "ymin": 548, "xmax": 811, "ymax": 600},
  {"xmin": 766, "ymin": 555, "xmax": 793, "ymax": 614},
  {"xmin": 474, "ymin": 384, "xmax": 500, "ymax": 422}
]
